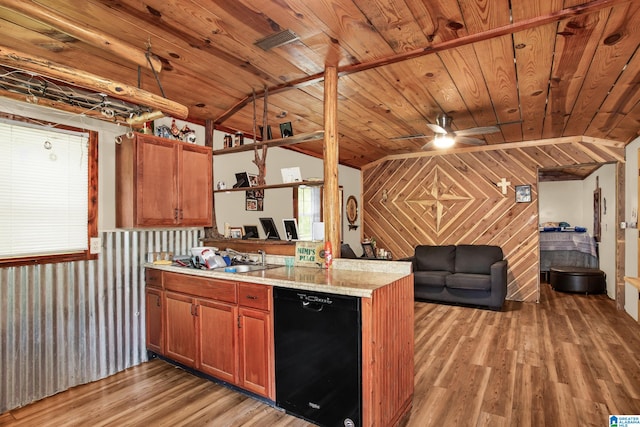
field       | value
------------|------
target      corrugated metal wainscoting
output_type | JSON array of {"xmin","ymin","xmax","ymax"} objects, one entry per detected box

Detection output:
[{"xmin": 0, "ymin": 229, "xmax": 203, "ymax": 413}]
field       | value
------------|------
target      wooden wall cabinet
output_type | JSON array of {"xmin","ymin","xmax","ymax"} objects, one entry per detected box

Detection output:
[
  {"xmin": 116, "ymin": 133, "xmax": 212, "ymax": 228},
  {"xmin": 153, "ymin": 270, "xmax": 274, "ymax": 400}
]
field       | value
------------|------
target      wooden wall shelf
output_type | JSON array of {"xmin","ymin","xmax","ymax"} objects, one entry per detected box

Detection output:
[
  {"xmin": 212, "ymin": 130, "xmax": 324, "ymax": 155},
  {"xmin": 214, "ymin": 180, "xmax": 323, "ymax": 194}
]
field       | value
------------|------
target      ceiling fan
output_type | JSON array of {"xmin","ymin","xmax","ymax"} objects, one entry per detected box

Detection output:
[{"xmin": 393, "ymin": 114, "xmax": 500, "ymax": 149}]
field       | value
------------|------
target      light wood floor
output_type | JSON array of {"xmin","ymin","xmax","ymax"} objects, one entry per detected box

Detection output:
[{"xmin": 2, "ymin": 283, "xmax": 640, "ymax": 426}]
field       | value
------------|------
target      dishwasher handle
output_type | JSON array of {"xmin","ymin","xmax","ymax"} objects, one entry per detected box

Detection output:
[{"xmin": 302, "ymin": 301, "xmax": 324, "ymax": 312}]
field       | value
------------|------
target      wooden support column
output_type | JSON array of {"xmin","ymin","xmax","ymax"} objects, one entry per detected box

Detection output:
[{"xmin": 323, "ymin": 66, "xmax": 340, "ymax": 258}]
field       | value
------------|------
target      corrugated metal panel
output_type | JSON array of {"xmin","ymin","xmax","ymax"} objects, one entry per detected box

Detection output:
[{"xmin": 0, "ymin": 229, "xmax": 202, "ymax": 413}]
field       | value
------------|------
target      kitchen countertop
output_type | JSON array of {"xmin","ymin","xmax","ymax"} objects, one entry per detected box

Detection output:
[{"xmin": 145, "ymin": 258, "xmax": 412, "ymax": 298}]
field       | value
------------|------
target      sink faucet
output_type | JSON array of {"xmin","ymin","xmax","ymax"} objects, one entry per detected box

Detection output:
[{"xmin": 257, "ymin": 249, "xmax": 266, "ymax": 266}]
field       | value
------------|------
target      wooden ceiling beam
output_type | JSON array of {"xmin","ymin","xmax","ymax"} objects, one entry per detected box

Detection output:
[
  {"xmin": 0, "ymin": 0, "xmax": 162, "ymax": 72},
  {"xmin": 0, "ymin": 45, "xmax": 188, "ymax": 119},
  {"xmin": 215, "ymin": 0, "xmax": 629, "ymax": 125}
]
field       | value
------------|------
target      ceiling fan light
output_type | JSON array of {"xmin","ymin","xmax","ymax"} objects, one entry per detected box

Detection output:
[{"xmin": 434, "ymin": 134, "xmax": 455, "ymax": 148}]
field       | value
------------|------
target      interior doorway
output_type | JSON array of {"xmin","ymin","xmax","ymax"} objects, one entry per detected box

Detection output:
[{"xmin": 538, "ymin": 163, "xmax": 618, "ymax": 298}]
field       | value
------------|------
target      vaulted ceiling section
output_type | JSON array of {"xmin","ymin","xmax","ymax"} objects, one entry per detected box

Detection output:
[{"xmin": 0, "ymin": 0, "xmax": 638, "ymax": 168}]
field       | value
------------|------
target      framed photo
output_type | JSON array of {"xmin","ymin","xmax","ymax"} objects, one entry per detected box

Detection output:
[
  {"xmin": 259, "ymin": 125, "xmax": 272, "ymax": 140},
  {"xmin": 260, "ymin": 217, "xmax": 281, "ymax": 240},
  {"xmin": 515, "ymin": 185, "xmax": 532, "ymax": 203},
  {"xmin": 248, "ymin": 173, "xmax": 259, "ymax": 187},
  {"xmin": 282, "ymin": 218, "xmax": 299, "ymax": 241},
  {"xmin": 243, "ymin": 225, "xmax": 259, "ymax": 239},
  {"xmin": 246, "ymin": 198, "xmax": 258, "ymax": 211},
  {"xmin": 362, "ymin": 242, "xmax": 375, "ymax": 258},
  {"xmin": 229, "ymin": 227, "xmax": 243, "ymax": 239},
  {"xmin": 279, "ymin": 122, "xmax": 294, "ymax": 138},
  {"xmin": 234, "ymin": 172, "xmax": 250, "ymax": 188}
]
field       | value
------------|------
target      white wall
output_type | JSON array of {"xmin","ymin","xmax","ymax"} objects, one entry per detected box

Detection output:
[
  {"xmin": 624, "ymin": 137, "xmax": 640, "ymax": 320},
  {"xmin": 538, "ymin": 180, "xmax": 584, "ymax": 227}
]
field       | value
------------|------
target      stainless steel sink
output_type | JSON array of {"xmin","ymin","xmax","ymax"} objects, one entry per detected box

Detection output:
[{"xmin": 231, "ymin": 264, "xmax": 281, "ymax": 273}]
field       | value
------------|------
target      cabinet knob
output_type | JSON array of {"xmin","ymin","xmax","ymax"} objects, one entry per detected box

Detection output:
[{"xmin": 174, "ymin": 208, "xmax": 179, "ymax": 220}]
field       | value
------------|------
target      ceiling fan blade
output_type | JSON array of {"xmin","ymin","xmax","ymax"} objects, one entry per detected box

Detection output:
[
  {"xmin": 455, "ymin": 136, "xmax": 486, "ymax": 145},
  {"xmin": 421, "ymin": 139, "xmax": 436, "ymax": 150},
  {"xmin": 454, "ymin": 126, "xmax": 500, "ymax": 136},
  {"xmin": 427, "ymin": 123, "xmax": 447, "ymax": 134},
  {"xmin": 390, "ymin": 133, "xmax": 429, "ymax": 141}
]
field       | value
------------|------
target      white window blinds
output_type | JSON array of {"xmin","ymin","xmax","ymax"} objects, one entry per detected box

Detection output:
[{"xmin": 0, "ymin": 119, "xmax": 89, "ymax": 258}]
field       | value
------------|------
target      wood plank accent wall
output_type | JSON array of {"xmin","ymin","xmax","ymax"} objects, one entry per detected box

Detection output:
[
  {"xmin": 362, "ymin": 139, "xmax": 625, "ymax": 303},
  {"xmin": 0, "ymin": 229, "xmax": 202, "ymax": 414}
]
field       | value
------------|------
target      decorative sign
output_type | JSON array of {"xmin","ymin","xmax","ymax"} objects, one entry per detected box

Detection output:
[{"xmin": 295, "ymin": 241, "xmax": 325, "ymax": 267}]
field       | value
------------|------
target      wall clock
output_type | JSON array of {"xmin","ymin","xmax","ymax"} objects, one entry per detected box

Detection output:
[{"xmin": 346, "ymin": 195, "xmax": 358, "ymax": 230}]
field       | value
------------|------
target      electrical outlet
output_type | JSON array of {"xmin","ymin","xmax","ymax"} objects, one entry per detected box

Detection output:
[{"xmin": 90, "ymin": 237, "xmax": 102, "ymax": 254}]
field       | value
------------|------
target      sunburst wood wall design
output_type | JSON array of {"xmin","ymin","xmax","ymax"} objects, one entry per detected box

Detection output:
[{"xmin": 362, "ymin": 138, "xmax": 624, "ymax": 303}]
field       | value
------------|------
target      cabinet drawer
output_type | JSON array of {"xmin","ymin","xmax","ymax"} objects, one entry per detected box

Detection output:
[
  {"xmin": 238, "ymin": 283, "xmax": 271, "ymax": 311},
  {"xmin": 164, "ymin": 272, "xmax": 237, "ymax": 303},
  {"xmin": 145, "ymin": 268, "xmax": 163, "ymax": 289}
]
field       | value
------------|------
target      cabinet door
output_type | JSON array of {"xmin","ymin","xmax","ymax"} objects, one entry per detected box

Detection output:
[
  {"xmin": 198, "ymin": 298, "xmax": 238, "ymax": 383},
  {"xmin": 145, "ymin": 287, "xmax": 164, "ymax": 354},
  {"xmin": 137, "ymin": 136, "xmax": 178, "ymax": 226},
  {"xmin": 238, "ymin": 307, "xmax": 273, "ymax": 399},
  {"xmin": 178, "ymin": 144, "xmax": 212, "ymax": 226},
  {"xmin": 165, "ymin": 291, "xmax": 197, "ymax": 367}
]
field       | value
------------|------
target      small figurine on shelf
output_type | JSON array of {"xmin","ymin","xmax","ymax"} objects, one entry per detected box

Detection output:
[{"xmin": 170, "ymin": 119, "xmax": 180, "ymax": 138}]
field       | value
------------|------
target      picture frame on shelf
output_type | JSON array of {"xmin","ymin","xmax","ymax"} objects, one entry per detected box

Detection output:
[
  {"xmin": 362, "ymin": 242, "xmax": 375, "ymax": 258},
  {"xmin": 248, "ymin": 173, "xmax": 258, "ymax": 187},
  {"xmin": 243, "ymin": 225, "xmax": 259, "ymax": 239},
  {"xmin": 233, "ymin": 172, "xmax": 250, "ymax": 188},
  {"xmin": 259, "ymin": 125, "xmax": 272, "ymax": 140},
  {"xmin": 279, "ymin": 122, "xmax": 293, "ymax": 138},
  {"xmin": 282, "ymin": 218, "xmax": 299, "ymax": 241},
  {"xmin": 515, "ymin": 185, "xmax": 532, "ymax": 203},
  {"xmin": 260, "ymin": 217, "xmax": 281, "ymax": 240},
  {"xmin": 229, "ymin": 227, "xmax": 243, "ymax": 239}
]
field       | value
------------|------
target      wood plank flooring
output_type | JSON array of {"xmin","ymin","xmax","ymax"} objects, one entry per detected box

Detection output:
[{"xmin": 2, "ymin": 283, "xmax": 639, "ymax": 426}]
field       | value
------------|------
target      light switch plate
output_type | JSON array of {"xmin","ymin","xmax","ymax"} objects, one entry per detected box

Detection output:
[{"xmin": 90, "ymin": 237, "xmax": 102, "ymax": 254}]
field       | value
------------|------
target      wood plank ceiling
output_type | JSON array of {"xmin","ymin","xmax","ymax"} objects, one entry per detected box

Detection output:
[{"xmin": 0, "ymin": 0, "xmax": 638, "ymax": 169}]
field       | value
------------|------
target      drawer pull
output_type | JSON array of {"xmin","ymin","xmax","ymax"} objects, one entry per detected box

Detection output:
[{"xmin": 246, "ymin": 295, "xmax": 258, "ymax": 300}]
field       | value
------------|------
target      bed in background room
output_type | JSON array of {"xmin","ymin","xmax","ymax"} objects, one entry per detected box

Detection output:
[{"xmin": 539, "ymin": 226, "xmax": 598, "ymax": 281}]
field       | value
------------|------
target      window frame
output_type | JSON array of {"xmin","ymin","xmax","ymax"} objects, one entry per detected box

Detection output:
[{"xmin": 0, "ymin": 113, "xmax": 98, "ymax": 267}]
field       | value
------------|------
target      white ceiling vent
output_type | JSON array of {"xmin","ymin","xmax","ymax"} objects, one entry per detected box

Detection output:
[{"xmin": 255, "ymin": 29, "xmax": 299, "ymax": 51}]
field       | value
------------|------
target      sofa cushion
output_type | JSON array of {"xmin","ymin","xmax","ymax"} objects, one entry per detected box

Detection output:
[
  {"xmin": 454, "ymin": 245, "xmax": 503, "ymax": 274},
  {"xmin": 446, "ymin": 273, "xmax": 492, "ymax": 291},
  {"xmin": 415, "ymin": 245, "xmax": 456, "ymax": 272},
  {"xmin": 414, "ymin": 271, "xmax": 450, "ymax": 288}
]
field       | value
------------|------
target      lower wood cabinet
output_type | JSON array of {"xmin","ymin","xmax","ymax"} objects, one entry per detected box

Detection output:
[
  {"xmin": 146, "ymin": 270, "xmax": 274, "ymax": 400},
  {"xmin": 145, "ymin": 287, "xmax": 164, "ymax": 355},
  {"xmin": 164, "ymin": 291, "xmax": 198, "ymax": 367},
  {"xmin": 199, "ymin": 298, "xmax": 237, "ymax": 383}
]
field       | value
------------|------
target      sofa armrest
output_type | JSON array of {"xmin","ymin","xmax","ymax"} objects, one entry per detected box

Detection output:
[
  {"xmin": 398, "ymin": 256, "xmax": 416, "ymax": 271},
  {"xmin": 490, "ymin": 259, "xmax": 508, "ymax": 306}
]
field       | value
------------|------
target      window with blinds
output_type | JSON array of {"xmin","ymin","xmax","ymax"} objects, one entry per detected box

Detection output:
[{"xmin": 0, "ymin": 116, "xmax": 98, "ymax": 265}]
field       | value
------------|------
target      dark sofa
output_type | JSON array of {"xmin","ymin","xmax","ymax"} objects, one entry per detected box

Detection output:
[{"xmin": 406, "ymin": 245, "xmax": 508, "ymax": 310}]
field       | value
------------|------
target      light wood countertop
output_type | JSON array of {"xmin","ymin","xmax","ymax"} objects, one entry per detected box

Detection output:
[
  {"xmin": 146, "ymin": 258, "xmax": 412, "ymax": 298},
  {"xmin": 624, "ymin": 276, "xmax": 640, "ymax": 292}
]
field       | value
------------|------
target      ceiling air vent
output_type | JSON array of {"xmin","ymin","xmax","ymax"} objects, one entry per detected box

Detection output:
[{"xmin": 254, "ymin": 29, "xmax": 299, "ymax": 51}]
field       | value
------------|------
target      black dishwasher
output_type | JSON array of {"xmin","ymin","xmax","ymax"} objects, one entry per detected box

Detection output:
[{"xmin": 274, "ymin": 287, "xmax": 361, "ymax": 427}]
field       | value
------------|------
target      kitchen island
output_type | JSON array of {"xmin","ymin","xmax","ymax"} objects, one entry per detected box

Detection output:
[{"xmin": 145, "ymin": 259, "xmax": 414, "ymax": 426}]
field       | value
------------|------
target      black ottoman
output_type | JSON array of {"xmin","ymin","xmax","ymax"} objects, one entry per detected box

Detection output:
[{"xmin": 549, "ymin": 266, "xmax": 605, "ymax": 294}]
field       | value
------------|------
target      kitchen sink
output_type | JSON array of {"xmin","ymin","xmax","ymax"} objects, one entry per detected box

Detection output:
[{"xmin": 230, "ymin": 264, "xmax": 281, "ymax": 273}]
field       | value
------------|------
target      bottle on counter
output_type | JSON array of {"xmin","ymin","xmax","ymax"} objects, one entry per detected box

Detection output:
[{"xmin": 324, "ymin": 241, "xmax": 333, "ymax": 268}]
